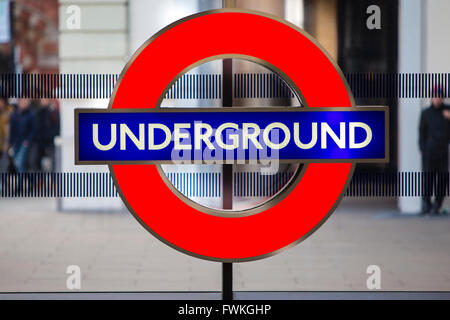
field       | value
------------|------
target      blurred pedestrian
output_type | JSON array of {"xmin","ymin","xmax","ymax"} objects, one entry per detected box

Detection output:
[
  {"xmin": 9, "ymin": 98, "xmax": 35, "ymax": 173},
  {"xmin": 0, "ymin": 98, "xmax": 13, "ymax": 171},
  {"xmin": 32, "ymin": 99, "xmax": 55, "ymax": 171},
  {"xmin": 419, "ymin": 86, "xmax": 450, "ymax": 215},
  {"xmin": 48, "ymin": 99, "xmax": 60, "ymax": 171}
]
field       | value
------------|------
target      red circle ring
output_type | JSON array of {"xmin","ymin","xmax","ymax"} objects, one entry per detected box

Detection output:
[{"xmin": 109, "ymin": 9, "xmax": 355, "ymax": 262}]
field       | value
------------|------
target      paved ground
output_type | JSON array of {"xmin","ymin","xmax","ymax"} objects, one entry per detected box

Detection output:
[{"xmin": 0, "ymin": 197, "xmax": 449, "ymax": 292}]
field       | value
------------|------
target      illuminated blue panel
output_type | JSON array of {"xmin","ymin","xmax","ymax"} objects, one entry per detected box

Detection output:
[{"xmin": 76, "ymin": 109, "xmax": 387, "ymax": 163}]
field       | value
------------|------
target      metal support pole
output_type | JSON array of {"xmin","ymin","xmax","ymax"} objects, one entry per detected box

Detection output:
[
  {"xmin": 221, "ymin": 0, "xmax": 236, "ymax": 302},
  {"xmin": 222, "ymin": 57, "xmax": 233, "ymax": 301},
  {"xmin": 222, "ymin": 261, "xmax": 233, "ymax": 300}
]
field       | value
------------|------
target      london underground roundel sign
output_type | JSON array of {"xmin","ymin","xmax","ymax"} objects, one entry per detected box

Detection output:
[{"xmin": 75, "ymin": 9, "xmax": 388, "ymax": 261}]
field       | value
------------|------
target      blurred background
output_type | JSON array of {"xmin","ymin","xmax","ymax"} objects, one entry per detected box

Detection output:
[{"xmin": 0, "ymin": 0, "xmax": 449, "ymax": 294}]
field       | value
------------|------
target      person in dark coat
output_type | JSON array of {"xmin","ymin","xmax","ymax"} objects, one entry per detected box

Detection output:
[
  {"xmin": 32, "ymin": 99, "xmax": 54, "ymax": 171},
  {"xmin": 419, "ymin": 86, "xmax": 450, "ymax": 214},
  {"xmin": 9, "ymin": 99, "xmax": 35, "ymax": 173}
]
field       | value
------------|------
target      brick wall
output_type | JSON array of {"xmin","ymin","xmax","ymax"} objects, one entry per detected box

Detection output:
[{"xmin": 14, "ymin": 0, "xmax": 59, "ymax": 73}]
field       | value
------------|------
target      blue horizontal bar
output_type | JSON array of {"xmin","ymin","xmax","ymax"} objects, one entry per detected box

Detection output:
[{"xmin": 76, "ymin": 108, "xmax": 387, "ymax": 163}]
